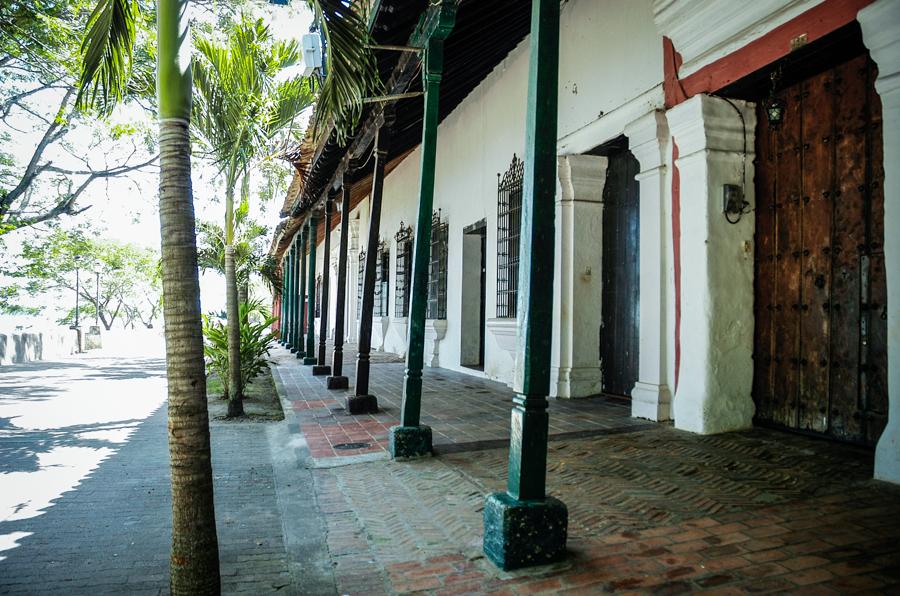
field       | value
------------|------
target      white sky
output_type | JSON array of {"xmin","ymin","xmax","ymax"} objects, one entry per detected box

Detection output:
[{"xmin": 2, "ymin": 1, "xmax": 313, "ymax": 320}]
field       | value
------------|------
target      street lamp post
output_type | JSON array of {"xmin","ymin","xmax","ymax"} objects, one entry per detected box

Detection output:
[{"xmin": 94, "ymin": 263, "xmax": 101, "ymax": 328}]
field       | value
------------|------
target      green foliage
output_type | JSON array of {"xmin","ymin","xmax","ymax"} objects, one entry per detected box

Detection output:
[
  {"xmin": 191, "ymin": 14, "xmax": 314, "ymax": 183},
  {"xmin": 76, "ymin": 0, "xmax": 139, "ymax": 112},
  {"xmin": 202, "ymin": 299, "xmax": 277, "ymax": 398},
  {"xmin": 1, "ymin": 228, "xmax": 162, "ymax": 327},
  {"xmin": 307, "ymin": 0, "xmax": 380, "ymax": 143},
  {"xmin": 196, "ymin": 203, "xmax": 269, "ymax": 287}
]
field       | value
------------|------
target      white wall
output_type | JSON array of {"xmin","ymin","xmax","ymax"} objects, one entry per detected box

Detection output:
[{"xmin": 319, "ymin": 0, "xmax": 665, "ymax": 384}]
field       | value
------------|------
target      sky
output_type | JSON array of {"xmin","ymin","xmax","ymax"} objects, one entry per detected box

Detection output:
[{"xmin": 1, "ymin": 1, "xmax": 313, "ymax": 321}]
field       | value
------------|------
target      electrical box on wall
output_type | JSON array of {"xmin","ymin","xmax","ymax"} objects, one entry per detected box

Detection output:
[{"xmin": 723, "ymin": 184, "xmax": 745, "ymax": 215}]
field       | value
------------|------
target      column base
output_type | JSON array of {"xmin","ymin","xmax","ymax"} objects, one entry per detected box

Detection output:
[
  {"xmin": 303, "ymin": 356, "xmax": 317, "ymax": 365},
  {"xmin": 631, "ymin": 381, "xmax": 672, "ymax": 421},
  {"xmin": 312, "ymin": 365, "xmax": 332, "ymax": 376},
  {"xmin": 296, "ymin": 351, "xmax": 305, "ymax": 359},
  {"xmin": 482, "ymin": 492, "xmax": 568, "ymax": 571},
  {"xmin": 389, "ymin": 425, "xmax": 432, "ymax": 459},
  {"xmin": 327, "ymin": 376, "xmax": 349, "ymax": 390},
  {"xmin": 289, "ymin": 347, "xmax": 298, "ymax": 354},
  {"xmin": 347, "ymin": 394, "xmax": 378, "ymax": 414}
]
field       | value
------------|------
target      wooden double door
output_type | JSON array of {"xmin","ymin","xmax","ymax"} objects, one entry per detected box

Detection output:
[{"xmin": 753, "ymin": 53, "xmax": 887, "ymax": 446}]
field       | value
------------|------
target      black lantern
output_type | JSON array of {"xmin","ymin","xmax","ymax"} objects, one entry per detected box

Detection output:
[{"xmin": 765, "ymin": 70, "xmax": 784, "ymax": 127}]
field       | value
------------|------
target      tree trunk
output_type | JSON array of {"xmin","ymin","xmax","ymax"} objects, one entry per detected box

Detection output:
[
  {"xmin": 224, "ymin": 243, "xmax": 243, "ymax": 417},
  {"xmin": 158, "ymin": 0, "xmax": 220, "ymax": 592},
  {"xmin": 238, "ymin": 282, "xmax": 249, "ymax": 306},
  {"xmin": 158, "ymin": 120, "xmax": 221, "ymax": 594}
]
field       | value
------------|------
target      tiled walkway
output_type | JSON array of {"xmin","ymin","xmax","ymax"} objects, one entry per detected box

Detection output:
[
  {"xmin": 271, "ymin": 343, "xmax": 652, "ymax": 462},
  {"xmin": 273, "ymin": 344, "xmax": 900, "ymax": 595}
]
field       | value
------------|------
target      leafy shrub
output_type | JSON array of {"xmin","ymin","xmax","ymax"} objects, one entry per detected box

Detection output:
[{"xmin": 202, "ymin": 299, "xmax": 277, "ymax": 398}]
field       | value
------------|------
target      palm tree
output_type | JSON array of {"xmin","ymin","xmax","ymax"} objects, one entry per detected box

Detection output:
[
  {"xmin": 158, "ymin": 0, "xmax": 221, "ymax": 592},
  {"xmin": 197, "ymin": 205, "xmax": 269, "ymax": 303},
  {"xmin": 77, "ymin": 0, "xmax": 375, "ymax": 592},
  {"xmin": 191, "ymin": 15, "xmax": 314, "ymax": 418}
]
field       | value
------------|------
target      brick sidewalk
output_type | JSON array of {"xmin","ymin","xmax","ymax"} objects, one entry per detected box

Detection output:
[
  {"xmin": 271, "ymin": 344, "xmax": 653, "ymax": 462},
  {"xmin": 273, "ymin": 347, "xmax": 900, "ymax": 595}
]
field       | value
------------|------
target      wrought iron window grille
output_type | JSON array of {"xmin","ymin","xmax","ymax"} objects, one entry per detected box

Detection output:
[
  {"xmin": 374, "ymin": 240, "xmax": 389, "ymax": 317},
  {"xmin": 315, "ymin": 274, "xmax": 322, "ymax": 317},
  {"xmin": 496, "ymin": 154, "xmax": 524, "ymax": 319},
  {"xmin": 428, "ymin": 210, "xmax": 449, "ymax": 320},
  {"xmin": 394, "ymin": 222, "xmax": 414, "ymax": 317},
  {"xmin": 357, "ymin": 250, "xmax": 365, "ymax": 319}
]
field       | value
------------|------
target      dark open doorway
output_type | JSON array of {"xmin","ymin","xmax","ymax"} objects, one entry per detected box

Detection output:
[{"xmin": 461, "ymin": 219, "xmax": 487, "ymax": 370}]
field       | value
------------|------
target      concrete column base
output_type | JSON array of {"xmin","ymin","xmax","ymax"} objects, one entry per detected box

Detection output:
[
  {"xmin": 631, "ymin": 381, "xmax": 672, "ymax": 421},
  {"xmin": 296, "ymin": 350, "xmax": 305, "ymax": 359},
  {"xmin": 326, "ymin": 375, "xmax": 349, "ymax": 390},
  {"xmin": 289, "ymin": 346, "xmax": 298, "ymax": 354},
  {"xmin": 303, "ymin": 356, "xmax": 317, "ymax": 365},
  {"xmin": 346, "ymin": 394, "xmax": 378, "ymax": 415},
  {"xmin": 552, "ymin": 366, "xmax": 602, "ymax": 399},
  {"xmin": 482, "ymin": 492, "xmax": 568, "ymax": 571},
  {"xmin": 389, "ymin": 425, "xmax": 432, "ymax": 459},
  {"xmin": 312, "ymin": 365, "xmax": 331, "ymax": 376}
]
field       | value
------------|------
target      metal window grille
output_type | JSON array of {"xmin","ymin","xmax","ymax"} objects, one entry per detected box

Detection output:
[
  {"xmin": 427, "ymin": 210, "xmax": 449, "ymax": 319},
  {"xmin": 315, "ymin": 274, "xmax": 322, "ymax": 317},
  {"xmin": 357, "ymin": 250, "xmax": 365, "ymax": 319},
  {"xmin": 374, "ymin": 241, "xmax": 389, "ymax": 317},
  {"xmin": 496, "ymin": 154, "xmax": 524, "ymax": 319},
  {"xmin": 394, "ymin": 222, "xmax": 414, "ymax": 317}
]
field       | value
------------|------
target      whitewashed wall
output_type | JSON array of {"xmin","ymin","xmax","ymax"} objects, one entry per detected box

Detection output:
[{"xmin": 317, "ymin": 0, "xmax": 664, "ymax": 385}]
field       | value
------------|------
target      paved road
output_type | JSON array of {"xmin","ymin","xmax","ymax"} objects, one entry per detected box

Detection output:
[{"xmin": 0, "ymin": 353, "xmax": 297, "ymax": 595}]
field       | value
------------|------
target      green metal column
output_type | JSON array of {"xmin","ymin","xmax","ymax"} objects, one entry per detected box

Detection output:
[
  {"xmin": 280, "ymin": 251, "xmax": 288, "ymax": 344},
  {"xmin": 284, "ymin": 246, "xmax": 293, "ymax": 348},
  {"xmin": 304, "ymin": 212, "xmax": 319, "ymax": 365},
  {"xmin": 483, "ymin": 0, "xmax": 567, "ymax": 571},
  {"xmin": 389, "ymin": 0, "xmax": 457, "ymax": 460},
  {"xmin": 296, "ymin": 223, "xmax": 308, "ymax": 359},
  {"xmin": 291, "ymin": 236, "xmax": 301, "ymax": 350},
  {"xmin": 284, "ymin": 244, "xmax": 296, "ymax": 352}
]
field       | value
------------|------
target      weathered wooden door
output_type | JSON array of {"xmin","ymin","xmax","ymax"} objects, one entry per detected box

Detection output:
[
  {"xmin": 753, "ymin": 53, "xmax": 887, "ymax": 446},
  {"xmin": 600, "ymin": 149, "xmax": 640, "ymax": 397}
]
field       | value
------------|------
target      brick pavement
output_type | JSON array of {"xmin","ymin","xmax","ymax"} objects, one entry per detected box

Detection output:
[
  {"xmin": 272, "ymin": 345, "xmax": 900, "ymax": 595},
  {"xmin": 271, "ymin": 344, "xmax": 653, "ymax": 462},
  {"xmin": 0, "ymin": 355, "xmax": 295, "ymax": 595}
]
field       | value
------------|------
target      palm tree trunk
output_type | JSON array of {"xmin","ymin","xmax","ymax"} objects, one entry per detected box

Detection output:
[
  {"xmin": 224, "ymin": 244, "xmax": 243, "ymax": 417},
  {"xmin": 238, "ymin": 282, "xmax": 249, "ymax": 305},
  {"xmin": 224, "ymin": 184, "xmax": 243, "ymax": 417},
  {"xmin": 158, "ymin": 0, "xmax": 220, "ymax": 593}
]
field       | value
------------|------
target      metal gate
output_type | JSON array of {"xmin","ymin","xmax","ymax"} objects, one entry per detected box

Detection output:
[
  {"xmin": 753, "ymin": 53, "xmax": 887, "ymax": 446},
  {"xmin": 600, "ymin": 148, "xmax": 640, "ymax": 398}
]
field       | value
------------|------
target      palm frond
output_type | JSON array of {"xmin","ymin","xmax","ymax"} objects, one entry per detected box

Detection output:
[
  {"xmin": 76, "ymin": 0, "xmax": 139, "ymax": 113},
  {"xmin": 308, "ymin": 0, "xmax": 380, "ymax": 144}
]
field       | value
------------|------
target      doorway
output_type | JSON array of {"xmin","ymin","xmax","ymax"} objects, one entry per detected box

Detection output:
[
  {"xmin": 599, "ymin": 145, "xmax": 641, "ymax": 398},
  {"xmin": 461, "ymin": 220, "xmax": 486, "ymax": 369},
  {"xmin": 752, "ymin": 51, "xmax": 887, "ymax": 446}
]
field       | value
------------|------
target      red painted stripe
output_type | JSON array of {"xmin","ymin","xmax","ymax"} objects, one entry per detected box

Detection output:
[
  {"xmin": 664, "ymin": 0, "xmax": 874, "ymax": 107},
  {"xmin": 671, "ymin": 141, "xmax": 681, "ymax": 393}
]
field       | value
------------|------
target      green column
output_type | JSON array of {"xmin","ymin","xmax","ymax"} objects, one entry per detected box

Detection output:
[
  {"xmin": 304, "ymin": 212, "xmax": 319, "ymax": 365},
  {"xmin": 283, "ymin": 247, "xmax": 292, "ymax": 347},
  {"xmin": 296, "ymin": 223, "xmax": 308, "ymax": 359},
  {"xmin": 289, "ymin": 242, "xmax": 299, "ymax": 352},
  {"xmin": 483, "ymin": 0, "xmax": 567, "ymax": 571},
  {"xmin": 279, "ymin": 251, "xmax": 288, "ymax": 344},
  {"xmin": 389, "ymin": 1, "xmax": 457, "ymax": 460}
]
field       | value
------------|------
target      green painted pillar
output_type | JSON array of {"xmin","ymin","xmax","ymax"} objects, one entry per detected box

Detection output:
[
  {"xmin": 483, "ymin": 0, "xmax": 567, "ymax": 571},
  {"xmin": 279, "ymin": 251, "xmax": 288, "ymax": 344},
  {"xmin": 284, "ymin": 246, "xmax": 293, "ymax": 348},
  {"xmin": 296, "ymin": 223, "xmax": 308, "ymax": 359},
  {"xmin": 389, "ymin": 1, "xmax": 457, "ymax": 460},
  {"xmin": 304, "ymin": 212, "xmax": 319, "ymax": 365}
]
